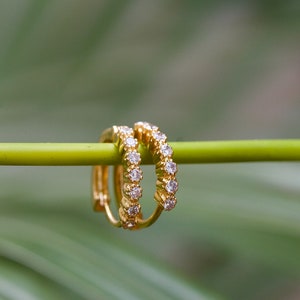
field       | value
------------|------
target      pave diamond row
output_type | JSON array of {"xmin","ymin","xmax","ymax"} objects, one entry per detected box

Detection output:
[
  {"xmin": 117, "ymin": 126, "xmax": 143, "ymax": 229},
  {"xmin": 134, "ymin": 122, "xmax": 178, "ymax": 211}
]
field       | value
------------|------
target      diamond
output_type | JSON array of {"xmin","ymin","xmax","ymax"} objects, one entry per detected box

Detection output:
[
  {"xmin": 129, "ymin": 168, "xmax": 142, "ymax": 182},
  {"xmin": 153, "ymin": 131, "xmax": 166, "ymax": 141},
  {"xmin": 143, "ymin": 122, "xmax": 159, "ymax": 131},
  {"xmin": 127, "ymin": 151, "xmax": 141, "ymax": 164},
  {"xmin": 160, "ymin": 144, "xmax": 173, "ymax": 156},
  {"xmin": 166, "ymin": 180, "xmax": 178, "ymax": 193},
  {"xmin": 164, "ymin": 198, "xmax": 176, "ymax": 211},
  {"xmin": 119, "ymin": 126, "xmax": 133, "ymax": 135},
  {"xmin": 165, "ymin": 161, "xmax": 177, "ymax": 175},
  {"xmin": 136, "ymin": 121, "xmax": 147, "ymax": 127},
  {"xmin": 127, "ymin": 205, "xmax": 140, "ymax": 216},
  {"xmin": 125, "ymin": 137, "xmax": 137, "ymax": 147},
  {"xmin": 129, "ymin": 186, "xmax": 142, "ymax": 199},
  {"xmin": 126, "ymin": 220, "xmax": 136, "ymax": 229}
]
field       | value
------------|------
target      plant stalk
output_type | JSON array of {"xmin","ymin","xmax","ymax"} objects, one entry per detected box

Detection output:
[{"xmin": 0, "ymin": 140, "xmax": 299, "ymax": 165}]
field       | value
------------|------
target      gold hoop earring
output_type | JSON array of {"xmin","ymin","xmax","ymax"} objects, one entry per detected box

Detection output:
[
  {"xmin": 92, "ymin": 125, "xmax": 143, "ymax": 228},
  {"xmin": 92, "ymin": 122, "xmax": 178, "ymax": 230},
  {"xmin": 134, "ymin": 122, "xmax": 178, "ymax": 211}
]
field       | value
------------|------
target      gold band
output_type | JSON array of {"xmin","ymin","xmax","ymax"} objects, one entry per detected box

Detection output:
[
  {"xmin": 92, "ymin": 125, "xmax": 143, "ymax": 228},
  {"xmin": 134, "ymin": 122, "xmax": 178, "ymax": 211},
  {"xmin": 92, "ymin": 126, "xmax": 121, "ymax": 227},
  {"xmin": 92, "ymin": 122, "xmax": 178, "ymax": 230},
  {"xmin": 116, "ymin": 126, "xmax": 144, "ymax": 229}
]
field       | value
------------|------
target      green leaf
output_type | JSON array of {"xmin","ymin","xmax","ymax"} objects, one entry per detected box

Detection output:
[
  {"xmin": 0, "ymin": 1, "xmax": 300, "ymax": 299},
  {"xmin": 0, "ymin": 216, "xmax": 216, "ymax": 300}
]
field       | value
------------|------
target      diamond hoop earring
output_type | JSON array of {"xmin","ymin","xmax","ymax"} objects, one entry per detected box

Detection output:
[
  {"xmin": 92, "ymin": 122, "xmax": 178, "ymax": 230},
  {"xmin": 92, "ymin": 125, "xmax": 143, "ymax": 229},
  {"xmin": 134, "ymin": 122, "xmax": 178, "ymax": 211}
]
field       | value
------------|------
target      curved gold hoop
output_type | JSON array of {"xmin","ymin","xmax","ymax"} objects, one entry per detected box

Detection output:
[
  {"xmin": 92, "ymin": 122, "xmax": 178, "ymax": 230},
  {"xmin": 135, "ymin": 122, "xmax": 178, "ymax": 216},
  {"xmin": 92, "ymin": 125, "xmax": 143, "ymax": 229},
  {"xmin": 115, "ymin": 122, "xmax": 178, "ymax": 229}
]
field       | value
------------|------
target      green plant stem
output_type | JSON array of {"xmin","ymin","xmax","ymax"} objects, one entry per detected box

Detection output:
[{"xmin": 0, "ymin": 140, "xmax": 299, "ymax": 165}]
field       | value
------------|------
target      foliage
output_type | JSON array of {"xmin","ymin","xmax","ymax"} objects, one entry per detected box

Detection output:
[{"xmin": 0, "ymin": 1, "xmax": 299, "ymax": 299}]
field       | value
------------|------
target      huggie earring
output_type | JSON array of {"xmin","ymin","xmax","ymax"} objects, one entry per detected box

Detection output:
[
  {"xmin": 92, "ymin": 122, "xmax": 178, "ymax": 230},
  {"xmin": 92, "ymin": 125, "xmax": 143, "ymax": 229}
]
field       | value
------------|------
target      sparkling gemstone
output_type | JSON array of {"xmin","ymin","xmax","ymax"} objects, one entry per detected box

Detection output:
[
  {"xmin": 129, "ymin": 186, "xmax": 142, "ymax": 199},
  {"xmin": 136, "ymin": 121, "xmax": 147, "ymax": 127},
  {"xmin": 126, "ymin": 221, "xmax": 136, "ymax": 229},
  {"xmin": 127, "ymin": 205, "xmax": 140, "ymax": 216},
  {"xmin": 166, "ymin": 180, "xmax": 178, "ymax": 193},
  {"xmin": 164, "ymin": 198, "xmax": 176, "ymax": 211},
  {"xmin": 165, "ymin": 161, "xmax": 177, "ymax": 174},
  {"xmin": 160, "ymin": 144, "xmax": 173, "ymax": 156},
  {"xmin": 129, "ymin": 168, "xmax": 142, "ymax": 182},
  {"xmin": 119, "ymin": 126, "xmax": 133, "ymax": 135},
  {"xmin": 125, "ymin": 137, "xmax": 137, "ymax": 147},
  {"xmin": 153, "ymin": 131, "xmax": 166, "ymax": 141},
  {"xmin": 143, "ymin": 122, "xmax": 158, "ymax": 131},
  {"xmin": 127, "ymin": 151, "xmax": 141, "ymax": 164}
]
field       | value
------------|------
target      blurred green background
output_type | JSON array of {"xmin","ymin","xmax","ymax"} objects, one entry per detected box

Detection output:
[{"xmin": 0, "ymin": 1, "xmax": 300, "ymax": 299}]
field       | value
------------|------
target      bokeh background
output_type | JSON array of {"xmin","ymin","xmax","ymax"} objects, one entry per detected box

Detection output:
[{"xmin": 0, "ymin": 1, "xmax": 300, "ymax": 299}]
